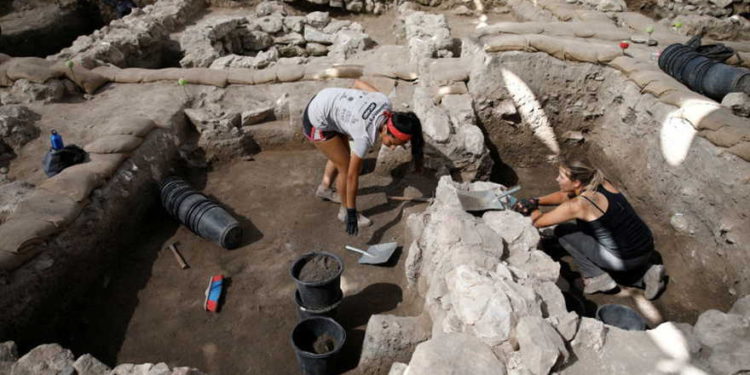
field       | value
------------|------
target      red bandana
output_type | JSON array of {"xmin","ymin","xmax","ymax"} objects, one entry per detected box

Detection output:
[{"xmin": 384, "ymin": 111, "xmax": 411, "ymax": 142}]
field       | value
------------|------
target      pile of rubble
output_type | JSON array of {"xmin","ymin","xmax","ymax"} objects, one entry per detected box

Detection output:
[
  {"xmin": 360, "ymin": 177, "xmax": 750, "ymax": 374},
  {"xmin": 0, "ymin": 342, "xmax": 205, "ymax": 375},
  {"xmin": 180, "ymin": 7, "xmax": 373, "ymax": 69},
  {"xmin": 53, "ymin": 0, "xmax": 207, "ymax": 68}
]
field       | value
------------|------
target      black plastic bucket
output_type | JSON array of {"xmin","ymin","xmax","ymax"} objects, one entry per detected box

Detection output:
[
  {"xmin": 290, "ymin": 252, "xmax": 344, "ymax": 310},
  {"xmin": 160, "ymin": 177, "xmax": 243, "ymax": 249},
  {"xmin": 596, "ymin": 304, "xmax": 647, "ymax": 331},
  {"xmin": 294, "ymin": 289, "xmax": 342, "ymax": 320},
  {"xmin": 291, "ymin": 317, "xmax": 346, "ymax": 375}
]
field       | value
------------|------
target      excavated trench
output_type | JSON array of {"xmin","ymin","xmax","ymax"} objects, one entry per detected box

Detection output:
[
  {"xmin": 468, "ymin": 49, "xmax": 745, "ymax": 324},
  {"xmin": 1, "ymin": 0, "xmax": 749, "ymax": 373}
]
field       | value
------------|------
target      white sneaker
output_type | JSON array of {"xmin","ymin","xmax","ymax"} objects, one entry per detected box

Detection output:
[
  {"xmin": 315, "ymin": 185, "xmax": 341, "ymax": 203},
  {"xmin": 643, "ymin": 264, "xmax": 666, "ymax": 300},
  {"xmin": 338, "ymin": 206, "xmax": 372, "ymax": 227}
]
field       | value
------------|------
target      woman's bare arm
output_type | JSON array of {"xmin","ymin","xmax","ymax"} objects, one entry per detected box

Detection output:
[{"xmin": 537, "ymin": 191, "xmax": 574, "ymax": 206}]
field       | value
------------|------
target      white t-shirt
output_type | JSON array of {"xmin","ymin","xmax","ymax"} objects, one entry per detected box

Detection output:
[{"xmin": 306, "ymin": 88, "xmax": 392, "ymax": 158}]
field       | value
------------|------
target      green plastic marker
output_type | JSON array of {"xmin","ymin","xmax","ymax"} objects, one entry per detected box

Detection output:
[{"xmin": 178, "ymin": 78, "xmax": 189, "ymax": 101}]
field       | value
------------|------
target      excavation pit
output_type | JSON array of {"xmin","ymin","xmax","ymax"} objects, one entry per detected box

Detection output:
[{"xmin": 1, "ymin": 0, "xmax": 750, "ymax": 374}]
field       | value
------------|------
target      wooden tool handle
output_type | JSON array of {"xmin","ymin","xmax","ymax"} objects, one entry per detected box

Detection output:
[{"xmin": 169, "ymin": 244, "xmax": 189, "ymax": 269}]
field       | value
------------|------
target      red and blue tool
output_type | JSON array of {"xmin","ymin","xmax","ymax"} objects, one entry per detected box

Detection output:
[{"xmin": 204, "ymin": 275, "xmax": 224, "ymax": 312}]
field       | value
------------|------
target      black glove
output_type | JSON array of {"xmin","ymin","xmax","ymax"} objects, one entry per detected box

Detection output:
[
  {"xmin": 345, "ymin": 208, "xmax": 358, "ymax": 236},
  {"xmin": 513, "ymin": 198, "xmax": 539, "ymax": 216}
]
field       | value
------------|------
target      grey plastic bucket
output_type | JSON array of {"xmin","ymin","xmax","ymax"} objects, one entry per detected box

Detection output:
[{"xmin": 596, "ymin": 304, "xmax": 647, "ymax": 331}]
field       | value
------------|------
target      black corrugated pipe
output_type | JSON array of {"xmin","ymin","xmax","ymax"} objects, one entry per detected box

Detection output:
[{"xmin": 658, "ymin": 37, "xmax": 750, "ymax": 101}]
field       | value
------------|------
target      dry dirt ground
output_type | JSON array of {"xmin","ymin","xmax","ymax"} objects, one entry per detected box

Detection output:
[
  {"xmin": 2, "ymin": 3, "xmax": 739, "ymax": 373},
  {"xmin": 58, "ymin": 149, "xmax": 435, "ymax": 374}
]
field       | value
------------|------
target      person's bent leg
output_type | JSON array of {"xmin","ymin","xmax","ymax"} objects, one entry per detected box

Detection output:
[
  {"xmin": 558, "ymin": 231, "xmax": 607, "ymax": 278},
  {"xmin": 313, "ymin": 135, "xmax": 350, "ymax": 205},
  {"xmin": 321, "ymin": 160, "xmax": 338, "ymax": 189},
  {"xmin": 558, "ymin": 230, "xmax": 617, "ymax": 294}
]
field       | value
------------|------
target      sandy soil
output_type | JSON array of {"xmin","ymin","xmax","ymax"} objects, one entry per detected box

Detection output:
[{"xmin": 61, "ymin": 149, "xmax": 435, "ymax": 374}]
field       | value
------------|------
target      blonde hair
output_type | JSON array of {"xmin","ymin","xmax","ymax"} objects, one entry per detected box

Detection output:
[{"xmin": 560, "ymin": 158, "xmax": 605, "ymax": 193}]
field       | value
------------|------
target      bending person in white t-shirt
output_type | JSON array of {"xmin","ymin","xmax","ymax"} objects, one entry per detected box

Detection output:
[{"xmin": 303, "ymin": 80, "xmax": 424, "ymax": 235}]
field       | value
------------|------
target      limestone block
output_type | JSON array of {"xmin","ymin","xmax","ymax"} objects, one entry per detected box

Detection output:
[
  {"xmin": 305, "ymin": 11, "xmax": 330, "ymax": 28},
  {"xmin": 729, "ymin": 295, "xmax": 750, "ymax": 316},
  {"xmin": 73, "ymin": 354, "xmax": 111, "ymax": 375},
  {"xmin": 722, "ymin": 92, "xmax": 750, "ymax": 118},
  {"xmin": 101, "ymin": 116, "xmax": 156, "ymax": 137},
  {"xmin": 12, "ymin": 188, "xmax": 84, "ymax": 228},
  {"xmin": 693, "ymin": 309, "xmax": 750, "ymax": 374},
  {"xmin": 243, "ymin": 30, "xmax": 274, "ymax": 51},
  {"xmin": 533, "ymin": 281, "xmax": 567, "ymax": 318},
  {"xmin": 388, "ymin": 362, "xmax": 408, "ymax": 375},
  {"xmin": 458, "ymin": 125, "xmax": 485, "ymax": 156},
  {"xmin": 442, "ymin": 94, "xmax": 475, "ymax": 126},
  {"xmin": 406, "ymin": 334, "xmax": 506, "ymax": 374},
  {"xmin": 283, "ymin": 16, "xmax": 305, "ymax": 33},
  {"xmin": 323, "ymin": 20, "xmax": 353, "ymax": 34},
  {"xmin": 571, "ymin": 317, "xmax": 607, "ymax": 352},
  {"xmin": 84, "ymin": 135, "xmax": 143, "ymax": 154},
  {"xmin": 374, "ymin": 144, "xmax": 413, "ymax": 175},
  {"xmin": 547, "ymin": 311, "xmax": 580, "ymax": 341},
  {"xmin": 0, "ymin": 105, "xmax": 40, "ymax": 149},
  {"xmin": 11, "ymin": 344, "xmax": 75, "ymax": 375},
  {"xmin": 512, "ymin": 250, "xmax": 560, "ymax": 284},
  {"xmin": 256, "ymin": 15, "xmax": 284, "ymax": 34},
  {"xmin": 111, "ymin": 362, "xmax": 172, "ymax": 375},
  {"xmin": 274, "ymin": 32, "xmax": 305, "ymax": 46},
  {"xmin": 516, "ymin": 316, "xmax": 569, "ymax": 375},
  {"xmin": 254, "ymin": 48, "xmax": 280, "ymax": 69},
  {"xmin": 421, "ymin": 103, "xmax": 451, "ymax": 143},
  {"xmin": 329, "ymin": 30, "xmax": 372, "ymax": 59},
  {"xmin": 0, "ymin": 181, "xmax": 33, "ymax": 219},
  {"xmin": 359, "ymin": 315, "xmax": 431, "ymax": 374},
  {"xmin": 306, "ymin": 43, "xmax": 329, "ymax": 56},
  {"xmin": 0, "ymin": 342, "xmax": 18, "ymax": 362},
  {"xmin": 4, "ymin": 79, "xmax": 65, "ymax": 104},
  {"xmin": 445, "ymin": 265, "xmax": 521, "ymax": 345},
  {"xmin": 241, "ymin": 106, "xmax": 275, "ymax": 126},
  {"xmin": 304, "ymin": 27, "xmax": 335, "ymax": 45},
  {"xmin": 482, "ymin": 210, "xmax": 540, "ymax": 257},
  {"xmin": 170, "ymin": 368, "xmax": 207, "ymax": 375},
  {"xmin": 255, "ymin": 1, "xmax": 287, "ymax": 16},
  {"xmin": 38, "ymin": 162, "xmax": 106, "ymax": 202},
  {"xmin": 278, "ymin": 45, "xmax": 307, "ymax": 58}
]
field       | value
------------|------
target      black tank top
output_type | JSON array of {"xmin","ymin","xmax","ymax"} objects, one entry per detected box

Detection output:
[{"xmin": 576, "ymin": 185, "xmax": 654, "ymax": 259}]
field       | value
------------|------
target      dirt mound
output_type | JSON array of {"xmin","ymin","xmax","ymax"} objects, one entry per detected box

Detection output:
[{"xmin": 298, "ymin": 254, "xmax": 340, "ymax": 283}]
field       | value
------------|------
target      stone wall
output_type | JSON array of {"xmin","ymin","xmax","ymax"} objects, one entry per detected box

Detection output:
[
  {"xmin": 52, "ymin": 0, "xmax": 207, "ymax": 68},
  {"xmin": 0, "ymin": 341, "xmax": 206, "ymax": 375},
  {"xmin": 179, "ymin": 9, "xmax": 373, "ymax": 68},
  {"xmin": 362, "ymin": 177, "xmax": 750, "ymax": 375}
]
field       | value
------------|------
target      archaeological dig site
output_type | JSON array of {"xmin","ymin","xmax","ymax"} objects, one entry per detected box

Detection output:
[{"xmin": 0, "ymin": 0, "xmax": 749, "ymax": 373}]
